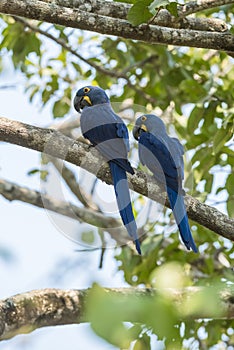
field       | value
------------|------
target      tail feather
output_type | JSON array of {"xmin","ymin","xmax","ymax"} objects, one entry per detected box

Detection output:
[
  {"xmin": 109, "ymin": 161, "xmax": 141, "ymax": 255},
  {"xmin": 167, "ymin": 187, "xmax": 198, "ymax": 253}
]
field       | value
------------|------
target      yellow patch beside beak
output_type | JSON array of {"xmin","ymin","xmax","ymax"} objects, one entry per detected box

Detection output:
[
  {"xmin": 83, "ymin": 95, "xmax": 92, "ymax": 105},
  {"xmin": 140, "ymin": 124, "xmax": 148, "ymax": 132}
]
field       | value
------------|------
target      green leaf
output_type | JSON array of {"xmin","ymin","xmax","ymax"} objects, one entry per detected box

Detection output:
[
  {"xmin": 127, "ymin": 0, "xmax": 153, "ymax": 25},
  {"xmin": 212, "ymin": 124, "xmax": 233, "ymax": 154},
  {"xmin": 86, "ymin": 283, "xmax": 179, "ymax": 348},
  {"xmin": 149, "ymin": 0, "xmax": 170, "ymax": 15},
  {"xmin": 166, "ymin": 2, "xmax": 178, "ymax": 16},
  {"xmin": 28, "ymin": 169, "xmax": 40, "ymax": 176},
  {"xmin": 81, "ymin": 230, "xmax": 95, "ymax": 244},
  {"xmin": 133, "ymin": 333, "xmax": 151, "ymax": 350},
  {"xmin": 27, "ymin": 169, "xmax": 48, "ymax": 181},
  {"xmin": 187, "ymin": 106, "xmax": 204, "ymax": 134},
  {"xmin": 226, "ymin": 173, "xmax": 234, "ymax": 194},
  {"xmin": 227, "ymin": 197, "xmax": 234, "ymax": 217},
  {"xmin": 52, "ymin": 98, "xmax": 70, "ymax": 118}
]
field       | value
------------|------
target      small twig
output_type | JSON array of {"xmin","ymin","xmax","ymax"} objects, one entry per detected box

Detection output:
[
  {"xmin": 0, "ymin": 84, "xmax": 17, "ymax": 89},
  {"xmin": 179, "ymin": 0, "xmax": 234, "ymax": 17},
  {"xmin": 0, "ymin": 177, "xmax": 129, "ymax": 244},
  {"xmin": 47, "ymin": 156, "xmax": 101, "ymax": 211},
  {"xmin": 13, "ymin": 16, "xmax": 157, "ymax": 104}
]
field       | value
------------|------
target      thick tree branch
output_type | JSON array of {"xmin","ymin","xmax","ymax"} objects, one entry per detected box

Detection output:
[
  {"xmin": 0, "ymin": 116, "xmax": 234, "ymax": 242},
  {"xmin": 0, "ymin": 287, "xmax": 233, "ymax": 340},
  {"xmin": 41, "ymin": 0, "xmax": 229, "ymax": 32},
  {"xmin": 0, "ymin": 0, "xmax": 233, "ymax": 52},
  {"xmin": 0, "ymin": 178, "xmax": 130, "ymax": 245}
]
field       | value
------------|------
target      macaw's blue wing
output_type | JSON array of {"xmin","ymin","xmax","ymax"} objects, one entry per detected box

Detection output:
[
  {"xmin": 109, "ymin": 162, "xmax": 141, "ymax": 255},
  {"xmin": 167, "ymin": 187, "xmax": 198, "ymax": 252},
  {"xmin": 138, "ymin": 132, "xmax": 179, "ymax": 192},
  {"xmin": 83, "ymin": 122, "xmax": 134, "ymax": 174},
  {"xmin": 81, "ymin": 104, "xmax": 133, "ymax": 174},
  {"xmin": 80, "ymin": 104, "xmax": 140, "ymax": 254},
  {"xmin": 139, "ymin": 132, "xmax": 197, "ymax": 253}
]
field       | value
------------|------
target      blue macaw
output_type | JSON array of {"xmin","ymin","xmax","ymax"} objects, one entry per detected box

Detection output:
[
  {"xmin": 133, "ymin": 114, "xmax": 198, "ymax": 252},
  {"xmin": 73, "ymin": 86, "xmax": 141, "ymax": 254}
]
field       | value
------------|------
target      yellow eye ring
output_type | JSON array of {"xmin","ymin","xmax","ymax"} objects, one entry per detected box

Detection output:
[
  {"xmin": 83, "ymin": 87, "xmax": 91, "ymax": 93},
  {"xmin": 141, "ymin": 115, "xmax": 147, "ymax": 121}
]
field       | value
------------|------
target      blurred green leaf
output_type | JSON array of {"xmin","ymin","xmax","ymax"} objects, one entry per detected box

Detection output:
[
  {"xmin": 149, "ymin": 0, "xmax": 170, "ymax": 14},
  {"xmin": 127, "ymin": 0, "xmax": 153, "ymax": 25},
  {"xmin": 81, "ymin": 230, "xmax": 95, "ymax": 244},
  {"xmin": 53, "ymin": 98, "xmax": 70, "ymax": 118},
  {"xmin": 227, "ymin": 196, "xmax": 234, "ymax": 217},
  {"xmin": 166, "ymin": 2, "xmax": 178, "ymax": 16},
  {"xmin": 213, "ymin": 124, "xmax": 233, "ymax": 154}
]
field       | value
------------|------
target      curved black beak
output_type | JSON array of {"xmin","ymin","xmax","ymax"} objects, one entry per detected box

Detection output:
[
  {"xmin": 133, "ymin": 125, "xmax": 140, "ymax": 140},
  {"xmin": 73, "ymin": 95, "xmax": 82, "ymax": 113},
  {"xmin": 73, "ymin": 95, "xmax": 92, "ymax": 113},
  {"xmin": 133, "ymin": 123, "xmax": 148, "ymax": 140}
]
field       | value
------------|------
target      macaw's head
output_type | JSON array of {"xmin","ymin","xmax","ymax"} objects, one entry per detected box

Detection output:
[
  {"xmin": 73, "ymin": 86, "xmax": 110, "ymax": 112},
  {"xmin": 133, "ymin": 114, "xmax": 166, "ymax": 140}
]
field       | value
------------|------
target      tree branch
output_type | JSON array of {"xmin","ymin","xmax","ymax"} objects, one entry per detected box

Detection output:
[
  {"xmin": 0, "ymin": 116, "xmax": 234, "ymax": 242},
  {"xmin": 0, "ymin": 178, "xmax": 130, "ymax": 245},
  {"xmin": 179, "ymin": 0, "xmax": 234, "ymax": 16},
  {"xmin": 46, "ymin": 156, "xmax": 101, "ymax": 211},
  {"xmin": 0, "ymin": 287, "xmax": 233, "ymax": 340},
  {"xmin": 13, "ymin": 16, "xmax": 157, "ymax": 105},
  {"xmin": 41, "ymin": 0, "xmax": 229, "ymax": 32},
  {"xmin": 0, "ymin": 0, "xmax": 233, "ymax": 52}
]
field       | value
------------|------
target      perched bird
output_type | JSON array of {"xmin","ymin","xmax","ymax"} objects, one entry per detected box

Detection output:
[
  {"xmin": 133, "ymin": 114, "xmax": 198, "ymax": 252},
  {"xmin": 73, "ymin": 86, "xmax": 141, "ymax": 254}
]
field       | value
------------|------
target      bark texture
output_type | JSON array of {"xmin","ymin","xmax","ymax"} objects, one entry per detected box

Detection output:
[
  {"xmin": 41, "ymin": 0, "xmax": 229, "ymax": 32},
  {"xmin": 0, "ymin": 287, "xmax": 233, "ymax": 340},
  {"xmin": 0, "ymin": 0, "xmax": 233, "ymax": 51},
  {"xmin": 0, "ymin": 116, "xmax": 234, "ymax": 241}
]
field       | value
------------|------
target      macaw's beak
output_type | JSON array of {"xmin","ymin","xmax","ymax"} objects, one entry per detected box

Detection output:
[
  {"xmin": 73, "ymin": 95, "xmax": 92, "ymax": 112},
  {"xmin": 133, "ymin": 125, "xmax": 140, "ymax": 140},
  {"xmin": 133, "ymin": 124, "xmax": 147, "ymax": 140}
]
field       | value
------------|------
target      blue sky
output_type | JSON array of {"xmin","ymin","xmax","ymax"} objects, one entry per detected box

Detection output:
[
  {"xmin": 0, "ymin": 46, "xmax": 231, "ymax": 349},
  {"xmin": 0, "ymin": 61, "xmax": 126, "ymax": 349}
]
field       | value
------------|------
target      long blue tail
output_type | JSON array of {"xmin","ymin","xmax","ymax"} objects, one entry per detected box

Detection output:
[
  {"xmin": 167, "ymin": 187, "xmax": 198, "ymax": 253},
  {"xmin": 109, "ymin": 161, "xmax": 141, "ymax": 255}
]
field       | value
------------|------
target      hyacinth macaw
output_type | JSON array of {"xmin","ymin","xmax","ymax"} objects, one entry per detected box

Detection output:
[
  {"xmin": 73, "ymin": 86, "xmax": 141, "ymax": 254},
  {"xmin": 133, "ymin": 114, "xmax": 198, "ymax": 252}
]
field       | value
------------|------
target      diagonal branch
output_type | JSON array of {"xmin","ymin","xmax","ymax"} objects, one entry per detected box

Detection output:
[
  {"xmin": 13, "ymin": 16, "xmax": 157, "ymax": 105},
  {"xmin": 0, "ymin": 0, "xmax": 233, "ymax": 52},
  {"xmin": 46, "ymin": 156, "xmax": 101, "ymax": 211},
  {"xmin": 0, "ymin": 116, "xmax": 234, "ymax": 242},
  {"xmin": 179, "ymin": 0, "xmax": 234, "ymax": 16},
  {"xmin": 0, "ymin": 287, "xmax": 233, "ymax": 340},
  {"xmin": 0, "ymin": 178, "xmax": 130, "ymax": 245}
]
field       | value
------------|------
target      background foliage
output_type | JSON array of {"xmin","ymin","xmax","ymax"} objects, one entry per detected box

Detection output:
[{"xmin": 0, "ymin": 1, "xmax": 234, "ymax": 349}]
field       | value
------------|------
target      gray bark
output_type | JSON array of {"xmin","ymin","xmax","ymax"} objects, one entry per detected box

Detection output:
[
  {"xmin": 0, "ymin": 116, "xmax": 234, "ymax": 242},
  {"xmin": 41, "ymin": 0, "xmax": 229, "ymax": 32},
  {"xmin": 0, "ymin": 287, "xmax": 233, "ymax": 340},
  {"xmin": 0, "ymin": 0, "xmax": 233, "ymax": 51}
]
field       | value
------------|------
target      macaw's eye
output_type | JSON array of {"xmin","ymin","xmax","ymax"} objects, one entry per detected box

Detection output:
[
  {"xmin": 83, "ymin": 87, "xmax": 91, "ymax": 93},
  {"xmin": 141, "ymin": 115, "xmax": 147, "ymax": 121}
]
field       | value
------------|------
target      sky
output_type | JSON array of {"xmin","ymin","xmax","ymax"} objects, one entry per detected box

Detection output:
[
  {"xmin": 0, "ymin": 38, "xmax": 232, "ymax": 350},
  {"xmin": 0, "ymin": 60, "xmax": 129, "ymax": 350}
]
